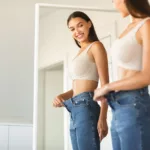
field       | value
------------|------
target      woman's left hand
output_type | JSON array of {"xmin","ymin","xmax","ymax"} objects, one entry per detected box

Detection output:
[
  {"xmin": 94, "ymin": 84, "xmax": 110, "ymax": 101},
  {"xmin": 97, "ymin": 118, "xmax": 108, "ymax": 141}
]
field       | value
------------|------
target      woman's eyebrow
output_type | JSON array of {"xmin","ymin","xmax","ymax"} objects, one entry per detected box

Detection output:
[{"xmin": 69, "ymin": 22, "xmax": 83, "ymax": 29}]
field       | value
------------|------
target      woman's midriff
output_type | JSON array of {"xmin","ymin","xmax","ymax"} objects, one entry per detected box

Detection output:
[
  {"xmin": 72, "ymin": 68, "xmax": 140, "ymax": 97},
  {"xmin": 118, "ymin": 67, "xmax": 140, "ymax": 80},
  {"xmin": 72, "ymin": 80, "xmax": 98, "ymax": 96}
]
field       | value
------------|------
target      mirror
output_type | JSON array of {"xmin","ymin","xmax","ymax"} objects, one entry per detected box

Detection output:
[{"xmin": 34, "ymin": 3, "xmax": 128, "ymax": 150}]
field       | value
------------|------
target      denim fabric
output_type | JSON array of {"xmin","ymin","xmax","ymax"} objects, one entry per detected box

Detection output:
[
  {"xmin": 105, "ymin": 87, "xmax": 150, "ymax": 150},
  {"xmin": 63, "ymin": 92, "xmax": 100, "ymax": 150}
]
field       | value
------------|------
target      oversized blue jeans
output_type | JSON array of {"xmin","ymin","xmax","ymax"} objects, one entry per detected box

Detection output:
[
  {"xmin": 63, "ymin": 92, "xmax": 100, "ymax": 150},
  {"xmin": 105, "ymin": 87, "xmax": 150, "ymax": 150}
]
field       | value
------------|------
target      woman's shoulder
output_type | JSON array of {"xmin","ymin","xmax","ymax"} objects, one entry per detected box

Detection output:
[
  {"xmin": 139, "ymin": 18, "xmax": 150, "ymax": 38},
  {"xmin": 140, "ymin": 17, "xmax": 150, "ymax": 31},
  {"xmin": 91, "ymin": 41, "xmax": 105, "ymax": 51}
]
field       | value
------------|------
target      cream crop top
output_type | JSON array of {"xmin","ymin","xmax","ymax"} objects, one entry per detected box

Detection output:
[
  {"xmin": 69, "ymin": 42, "xmax": 99, "ymax": 82},
  {"xmin": 111, "ymin": 18, "xmax": 150, "ymax": 72}
]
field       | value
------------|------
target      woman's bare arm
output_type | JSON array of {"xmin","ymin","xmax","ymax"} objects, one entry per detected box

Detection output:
[
  {"xmin": 59, "ymin": 89, "xmax": 73, "ymax": 100},
  {"xmin": 91, "ymin": 41, "xmax": 109, "ymax": 119}
]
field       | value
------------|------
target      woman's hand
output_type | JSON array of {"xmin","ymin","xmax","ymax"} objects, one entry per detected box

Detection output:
[
  {"xmin": 97, "ymin": 118, "xmax": 108, "ymax": 141},
  {"xmin": 94, "ymin": 84, "xmax": 110, "ymax": 101},
  {"xmin": 53, "ymin": 95, "xmax": 65, "ymax": 107}
]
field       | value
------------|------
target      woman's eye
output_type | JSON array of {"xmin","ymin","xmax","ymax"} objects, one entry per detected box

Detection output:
[{"xmin": 70, "ymin": 29, "xmax": 74, "ymax": 32}]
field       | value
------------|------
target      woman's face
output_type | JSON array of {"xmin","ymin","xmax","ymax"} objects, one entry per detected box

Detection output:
[
  {"xmin": 113, "ymin": 0, "xmax": 129, "ymax": 17},
  {"xmin": 68, "ymin": 17, "xmax": 91, "ymax": 43}
]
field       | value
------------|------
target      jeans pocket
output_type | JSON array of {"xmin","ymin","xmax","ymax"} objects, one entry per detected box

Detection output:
[
  {"xmin": 89, "ymin": 101, "xmax": 100, "ymax": 118},
  {"xmin": 115, "ymin": 95, "xmax": 136, "ymax": 107}
]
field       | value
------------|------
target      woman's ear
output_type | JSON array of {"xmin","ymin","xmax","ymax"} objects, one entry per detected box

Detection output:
[{"xmin": 88, "ymin": 21, "xmax": 92, "ymax": 28}]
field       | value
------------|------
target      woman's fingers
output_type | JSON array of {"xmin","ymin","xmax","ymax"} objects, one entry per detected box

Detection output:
[
  {"xmin": 98, "ymin": 129, "xmax": 104, "ymax": 141},
  {"xmin": 93, "ymin": 89, "xmax": 102, "ymax": 100},
  {"xmin": 53, "ymin": 97, "xmax": 65, "ymax": 107},
  {"xmin": 53, "ymin": 99, "xmax": 59, "ymax": 107},
  {"xmin": 98, "ymin": 129, "xmax": 107, "ymax": 141},
  {"xmin": 56, "ymin": 97, "xmax": 65, "ymax": 107},
  {"xmin": 97, "ymin": 120, "xmax": 108, "ymax": 141}
]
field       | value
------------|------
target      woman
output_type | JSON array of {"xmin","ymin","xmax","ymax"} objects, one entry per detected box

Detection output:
[
  {"xmin": 94, "ymin": 0, "xmax": 150, "ymax": 150},
  {"xmin": 53, "ymin": 11, "xmax": 109, "ymax": 150}
]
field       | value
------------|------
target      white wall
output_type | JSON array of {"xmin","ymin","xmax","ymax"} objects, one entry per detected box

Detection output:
[
  {"xmin": 44, "ymin": 69, "xmax": 64, "ymax": 150},
  {"xmin": 0, "ymin": 0, "xmax": 36, "ymax": 123}
]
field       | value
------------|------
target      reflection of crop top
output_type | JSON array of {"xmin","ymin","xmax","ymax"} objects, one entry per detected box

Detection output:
[
  {"xmin": 70, "ymin": 42, "xmax": 99, "ymax": 82},
  {"xmin": 111, "ymin": 18, "xmax": 150, "ymax": 74}
]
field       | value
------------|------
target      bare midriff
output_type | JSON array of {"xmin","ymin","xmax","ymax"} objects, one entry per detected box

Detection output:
[
  {"xmin": 118, "ymin": 67, "xmax": 140, "ymax": 80},
  {"xmin": 72, "ymin": 80, "xmax": 98, "ymax": 97},
  {"xmin": 72, "ymin": 68, "xmax": 140, "ymax": 97}
]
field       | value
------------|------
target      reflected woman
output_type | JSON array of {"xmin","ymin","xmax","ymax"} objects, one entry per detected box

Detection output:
[
  {"xmin": 53, "ymin": 11, "xmax": 109, "ymax": 150},
  {"xmin": 94, "ymin": 0, "xmax": 150, "ymax": 150}
]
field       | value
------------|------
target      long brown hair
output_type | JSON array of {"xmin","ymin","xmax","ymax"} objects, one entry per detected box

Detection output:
[{"xmin": 125, "ymin": 0, "xmax": 150, "ymax": 18}]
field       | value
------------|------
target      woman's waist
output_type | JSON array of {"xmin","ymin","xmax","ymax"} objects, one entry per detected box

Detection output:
[
  {"xmin": 72, "ymin": 80, "xmax": 97, "ymax": 96},
  {"xmin": 105, "ymin": 86, "xmax": 149, "ymax": 102},
  {"xmin": 117, "ymin": 66, "xmax": 140, "ymax": 80},
  {"xmin": 71, "ymin": 91, "xmax": 94, "ymax": 102}
]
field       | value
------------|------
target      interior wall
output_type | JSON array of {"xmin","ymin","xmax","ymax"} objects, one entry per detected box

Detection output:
[
  {"xmin": 39, "ymin": 10, "xmax": 75, "ymax": 69},
  {"xmin": 44, "ymin": 68, "xmax": 64, "ymax": 150}
]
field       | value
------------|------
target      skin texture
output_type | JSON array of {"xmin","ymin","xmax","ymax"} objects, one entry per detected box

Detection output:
[
  {"xmin": 53, "ymin": 17, "xmax": 109, "ymax": 141},
  {"xmin": 94, "ymin": 0, "xmax": 150, "ymax": 100}
]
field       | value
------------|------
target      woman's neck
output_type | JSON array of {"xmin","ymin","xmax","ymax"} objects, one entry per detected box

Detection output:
[
  {"xmin": 131, "ymin": 16, "xmax": 143, "ymax": 23},
  {"xmin": 80, "ymin": 41, "xmax": 92, "ymax": 49}
]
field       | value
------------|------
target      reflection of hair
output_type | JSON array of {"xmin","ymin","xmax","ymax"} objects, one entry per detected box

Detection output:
[
  {"xmin": 125, "ymin": 0, "xmax": 150, "ymax": 18},
  {"xmin": 67, "ymin": 11, "xmax": 99, "ymax": 48}
]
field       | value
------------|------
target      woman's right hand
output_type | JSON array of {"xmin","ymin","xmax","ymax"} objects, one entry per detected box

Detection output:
[{"xmin": 53, "ymin": 95, "xmax": 65, "ymax": 107}]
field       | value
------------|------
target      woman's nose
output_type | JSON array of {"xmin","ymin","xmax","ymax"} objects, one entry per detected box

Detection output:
[{"xmin": 74, "ymin": 28, "xmax": 80, "ymax": 34}]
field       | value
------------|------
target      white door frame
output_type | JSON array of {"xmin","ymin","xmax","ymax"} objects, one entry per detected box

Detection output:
[{"xmin": 33, "ymin": 3, "xmax": 117, "ymax": 150}]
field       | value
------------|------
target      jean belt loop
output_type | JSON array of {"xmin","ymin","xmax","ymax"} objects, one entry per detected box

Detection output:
[
  {"xmin": 111, "ymin": 93, "xmax": 115, "ymax": 101},
  {"xmin": 71, "ymin": 98, "xmax": 74, "ymax": 104},
  {"xmin": 89, "ymin": 92, "xmax": 92, "ymax": 98},
  {"xmin": 143, "ymin": 86, "xmax": 148, "ymax": 94},
  {"xmin": 140, "ymin": 89, "xmax": 144, "ymax": 96}
]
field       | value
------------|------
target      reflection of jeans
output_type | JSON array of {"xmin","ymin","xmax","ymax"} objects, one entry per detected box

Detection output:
[
  {"xmin": 63, "ymin": 92, "xmax": 100, "ymax": 150},
  {"xmin": 105, "ymin": 87, "xmax": 150, "ymax": 150}
]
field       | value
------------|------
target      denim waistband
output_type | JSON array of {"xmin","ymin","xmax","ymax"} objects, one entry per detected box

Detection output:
[
  {"xmin": 63, "ymin": 91, "xmax": 94, "ymax": 112},
  {"xmin": 71, "ymin": 91, "xmax": 94, "ymax": 102},
  {"xmin": 105, "ymin": 86, "xmax": 149, "ymax": 101}
]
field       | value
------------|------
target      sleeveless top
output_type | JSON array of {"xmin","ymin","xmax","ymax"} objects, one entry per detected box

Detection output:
[
  {"xmin": 111, "ymin": 17, "xmax": 150, "ymax": 80},
  {"xmin": 69, "ymin": 42, "xmax": 99, "ymax": 82}
]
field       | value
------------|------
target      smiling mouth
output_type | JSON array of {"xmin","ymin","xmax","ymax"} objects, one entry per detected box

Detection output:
[{"xmin": 76, "ymin": 33, "xmax": 84, "ymax": 39}]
